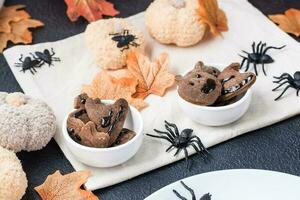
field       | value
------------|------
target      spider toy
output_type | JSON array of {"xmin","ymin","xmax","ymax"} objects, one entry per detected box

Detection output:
[
  {"xmin": 109, "ymin": 29, "xmax": 139, "ymax": 52},
  {"xmin": 146, "ymin": 121, "xmax": 209, "ymax": 168},
  {"xmin": 173, "ymin": 181, "xmax": 212, "ymax": 200},
  {"xmin": 30, "ymin": 48, "xmax": 60, "ymax": 66},
  {"xmin": 15, "ymin": 54, "xmax": 43, "ymax": 75},
  {"xmin": 272, "ymin": 71, "xmax": 300, "ymax": 101},
  {"xmin": 239, "ymin": 41, "xmax": 286, "ymax": 76}
]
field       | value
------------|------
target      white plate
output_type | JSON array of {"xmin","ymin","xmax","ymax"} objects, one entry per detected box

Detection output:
[{"xmin": 145, "ymin": 169, "xmax": 300, "ymax": 200}]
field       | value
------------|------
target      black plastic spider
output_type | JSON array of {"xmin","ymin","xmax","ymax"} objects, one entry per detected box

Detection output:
[
  {"xmin": 272, "ymin": 71, "xmax": 300, "ymax": 101},
  {"xmin": 109, "ymin": 29, "xmax": 139, "ymax": 52},
  {"xmin": 15, "ymin": 54, "xmax": 43, "ymax": 75},
  {"xmin": 146, "ymin": 121, "xmax": 209, "ymax": 168},
  {"xmin": 30, "ymin": 48, "xmax": 60, "ymax": 66},
  {"xmin": 173, "ymin": 181, "xmax": 212, "ymax": 200},
  {"xmin": 239, "ymin": 41, "xmax": 286, "ymax": 76}
]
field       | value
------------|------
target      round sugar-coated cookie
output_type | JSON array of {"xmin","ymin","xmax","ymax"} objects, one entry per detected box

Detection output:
[
  {"xmin": 177, "ymin": 70, "xmax": 222, "ymax": 106},
  {"xmin": 0, "ymin": 92, "xmax": 56, "ymax": 152},
  {"xmin": 85, "ymin": 18, "xmax": 146, "ymax": 70},
  {"xmin": 0, "ymin": 146, "xmax": 27, "ymax": 200},
  {"xmin": 145, "ymin": 0, "xmax": 206, "ymax": 47}
]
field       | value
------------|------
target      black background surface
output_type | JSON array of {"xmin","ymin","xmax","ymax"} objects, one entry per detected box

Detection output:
[{"xmin": 0, "ymin": 0, "xmax": 300, "ymax": 199}]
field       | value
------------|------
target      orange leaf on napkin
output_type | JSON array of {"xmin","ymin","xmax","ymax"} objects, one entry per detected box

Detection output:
[
  {"xmin": 0, "ymin": 5, "xmax": 30, "ymax": 33},
  {"xmin": 82, "ymin": 69, "xmax": 148, "ymax": 110},
  {"xmin": 127, "ymin": 52, "xmax": 175, "ymax": 99},
  {"xmin": 35, "ymin": 170, "xmax": 98, "ymax": 200},
  {"xmin": 0, "ymin": 18, "xmax": 44, "ymax": 52},
  {"xmin": 269, "ymin": 8, "xmax": 300, "ymax": 37},
  {"xmin": 64, "ymin": 0, "xmax": 119, "ymax": 22},
  {"xmin": 196, "ymin": 0, "xmax": 228, "ymax": 36},
  {"xmin": 0, "ymin": 5, "xmax": 44, "ymax": 52}
]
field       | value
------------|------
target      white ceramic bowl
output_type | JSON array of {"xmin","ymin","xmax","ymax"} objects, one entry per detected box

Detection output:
[
  {"xmin": 62, "ymin": 100, "xmax": 144, "ymax": 168},
  {"xmin": 178, "ymin": 64, "xmax": 253, "ymax": 126}
]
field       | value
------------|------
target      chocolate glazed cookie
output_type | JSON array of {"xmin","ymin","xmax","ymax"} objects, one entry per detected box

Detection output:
[
  {"xmin": 85, "ymin": 98, "xmax": 129, "ymax": 146},
  {"xmin": 176, "ymin": 65, "xmax": 222, "ymax": 106},
  {"xmin": 217, "ymin": 63, "xmax": 256, "ymax": 102}
]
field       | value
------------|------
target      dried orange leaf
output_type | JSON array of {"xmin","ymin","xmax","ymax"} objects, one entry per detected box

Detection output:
[
  {"xmin": 35, "ymin": 170, "xmax": 98, "ymax": 200},
  {"xmin": 64, "ymin": 0, "xmax": 119, "ymax": 22},
  {"xmin": 0, "ymin": 5, "xmax": 30, "ymax": 33},
  {"xmin": 127, "ymin": 52, "xmax": 175, "ymax": 99},
  {"xmin": 269, "ymin": 8, "xmax": 300, "ymax": 37},
  {"xmin": 82, "ymin": 70, "xmax": 148, "ymax": 110},
  {"xmin": 196, "ymin": 0, "xmax": 228, "ymax": 36},
  {"xmin": 0, "ymin": 18, "xmax": 44, "ymax": 52}
]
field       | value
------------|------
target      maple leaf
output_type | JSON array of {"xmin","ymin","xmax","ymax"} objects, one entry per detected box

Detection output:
[
  {"xmin": 35, "ymin": 171, "xmax": 98, "ymax": 200},
  {"xmin": 0, "ymin": 5, "xmax": 30, "ymax": 33},
  {"xmin": 64, "ymin": 0, "xmax": 119, "ymax": 22},
  {"xmin": 0, "ymin": 18, "xmax": 44, "ymax": 52},
  {"xmin": 82, "ymin": 69, "xmax": 148, "ymax": 110},
  {"xmin": 126, "ymin": 52, "xmax": 175, "ymax": 99},
  {"xmin": 196, "ymin": 0, "xmax": 228, "ymax": 36},
  {"xmin": 269, "ymin": 8, "xmax": 300, "ymax": 37}
]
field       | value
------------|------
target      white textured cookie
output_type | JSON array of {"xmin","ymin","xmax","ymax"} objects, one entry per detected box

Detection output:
[
  {"xmin": 0, "ymin": 92, "xmax": 56, "ymax": 152},
  {"xmin": 85, "ymin": 18, "xmax": 146, "ymax": 70},
  {"xmin": 0, "ymin": 146, "xmax": 27, "ymax": 200},
  {"xmin": 145, "ymin": 0, "xmax": 206, "ymax": 47}
]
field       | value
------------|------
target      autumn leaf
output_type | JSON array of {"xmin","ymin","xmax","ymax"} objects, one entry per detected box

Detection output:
[
  {"xmin": 0, "ymin": 5, "xmax": 30, "ymax": 33},
  {"xmin": 0, "ymin": 5, "xmax": 44, "ymax": 52},
  {"xmin": 126, "ymin": 52, "xmax": 175, "ymax": 99},
  {"xmin": 82, "ymin": 69, "xmax": 148, "ymax": 110},
  {"xmin": 196, "ymin": 0, "xmax": 228, "ymax": 36},
  {"xmin": 269, "ymin": 8, "xmax": 300, "ymax": 37},
  {"xmin": 35, "ymin": 171, "xmax": 98, "ymax": 200},
  {"xmin": 0, "ymin": 19, "xmax": 44, "ymax": 52},
  {"xmin": 64, "ymin": 0, "xmax": 119, "ymax": 22}
]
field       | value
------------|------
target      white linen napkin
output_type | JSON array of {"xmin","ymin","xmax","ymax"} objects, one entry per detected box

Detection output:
[{"xmin": 3, "ymin": 0, "xmax": 300, "ymax": 190}]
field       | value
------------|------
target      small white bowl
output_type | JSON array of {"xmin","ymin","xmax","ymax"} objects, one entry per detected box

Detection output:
[
  {"xmin": 178, "ymin": 89, "xmax": 252, "ymax": 126},
  {"xmin": 62, "ymin": 100, "xmax": 144, "ymax": 168},
  {"xmin": 178, "ymin": 64, "xmax": 253, "ymax": 126}
]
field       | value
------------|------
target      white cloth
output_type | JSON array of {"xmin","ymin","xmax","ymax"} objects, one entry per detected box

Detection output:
[{"xmin": 3, "ymin": 0, "xmax": 300, "ymax": 190}]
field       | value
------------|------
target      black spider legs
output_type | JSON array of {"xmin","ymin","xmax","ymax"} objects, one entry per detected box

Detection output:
[
  {"xmin": 146, "ymin": 133, "xmax": 173, "ymax": 143},
  {"xmin": 50, "ymin": 48, "xmax": 61, "ymax": 61},
  {"xmin": 273, "ymin": 73, "xmax": 293, "ymax": 84},
  {"xmin": 274, "ymin": 85, "xmax": 291, "ymax": 101},
  {"xmin": 173, "ymin": 181, "xmax": 196, "ymax": 200},
  {"xmin": 165, "ymin": 121, "xmax": 180, "ymax": 136},
  {"xmin": 262, "ymin": 45, "xmax": 286, "ymax": 54},
  {"xmin": 19, "ymin": 54, "xmax": 23, "ymax": 62},
  {"xmin": 272, "ymin": 81, "xmax": 289, "ymax": 91}
]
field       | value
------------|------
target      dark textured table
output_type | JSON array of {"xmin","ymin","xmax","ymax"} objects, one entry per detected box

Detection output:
[{"xmin": 1, "ymin": 0, "xmax": 300, "ymax": 199}]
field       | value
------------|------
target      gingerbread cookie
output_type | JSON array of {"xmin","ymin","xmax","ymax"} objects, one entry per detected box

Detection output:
[
  {"xmin": 113, "ymin": 128, "xmax": 136, "ymax": 146},
  {"xmin": 177, "ymin": 66, "xmax": 222, "ymax": 106},
  {"xmin": 74, "ymin": 93, "xmax": 89, "ymax": 109},
  {"xmin": 194, "ymin": 61, "xmax": 221, "ymax": 77},
  {"xmin": 85, "ymin": 98, "xmax": 129, "ymax": 146},
  {"xmin": 217, "ymin": 63, "xmax": 256, "ymax": 102}
]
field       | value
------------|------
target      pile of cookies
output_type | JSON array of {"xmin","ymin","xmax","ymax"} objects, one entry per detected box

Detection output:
[
  {"xmin": 176, "ymin": 61, "xmax": 256, "ymax": 106},
  {"xmin": 67, "ymin": 93, "xmax": 136, "ymax": 148}
]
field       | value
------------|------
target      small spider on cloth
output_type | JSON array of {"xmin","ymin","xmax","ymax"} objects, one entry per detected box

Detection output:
[
  {"xmin": 146, "ymin": 121, "xmax": 210, "ymax": 169},
  {"xmin": 239, "ymin": 41, "xmax": 285, "ymax": 76},
  {"xmin": 272, "ymin": 71, "xmax": 300, "ymax": 101}
]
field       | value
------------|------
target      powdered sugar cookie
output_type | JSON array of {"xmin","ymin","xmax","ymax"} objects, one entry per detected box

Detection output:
[
  {"xmin": 85, "ymin": 18, "xmax": 146, "ymax": 70},
  {"xmin": 145, "ymin": 0, "xmax": 206, "ymax": 47},
  {"xmin": 0, "ymin": 146, "xmax": 27, "ymax": 200},
  {"xmin": 0, "ymin": 92, "xmax": 56, "ymax": 152}
]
